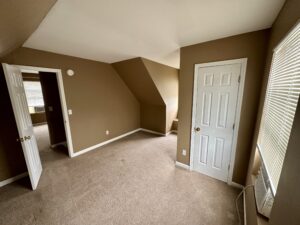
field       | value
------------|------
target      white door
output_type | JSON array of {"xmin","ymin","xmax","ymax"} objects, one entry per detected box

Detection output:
[
  {"xmin": 192, "ymin": 63, "xmax": 241, "ymax": 182},
  {"xmin": 2, "ymin": 63, "xmax": 42, "ymax": 190}
]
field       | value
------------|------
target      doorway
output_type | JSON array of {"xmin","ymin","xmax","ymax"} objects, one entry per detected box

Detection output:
[
  {"xmin": 2, "ymin": 64, "xmax": 73, "ymax": 190},
  {"xmin": 190, "ymin": 59, "xmax": 247, "ymax": 184},
  {"xmin": 22, "ymin": 72, "xmax": 68, "ymax": 163}
]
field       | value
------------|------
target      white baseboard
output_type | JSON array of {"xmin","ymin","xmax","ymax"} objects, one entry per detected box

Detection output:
[
  {"xmin": 72, "ymin": 129, "xmax": 141, "ymax": 157},
  {"xmin": 175, "ymin": 161, "xmax": 190, "ymax": 170},
  {"xmin": 140, "ymin": 128, "xmax": 166, "ymax": 136},
  {"xmin": 0, "ymin": 172, "xmax": 28, "ymax": 187},
  {"xmin": 33, "ymin": 122, "xmax": 47, "ymax": 126},
  {"xmin": 51, "ymin": 141, "xmax": 67, "ymax": 148},
  {"xmin": 72, "ymin": 127, "xmax": 175, "ymax": 158},
  {"xmin": 229, "ymin": 181, "xmax": 244, "ymax": 189}
]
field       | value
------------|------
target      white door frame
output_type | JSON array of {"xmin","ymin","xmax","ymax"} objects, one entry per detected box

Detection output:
[
  {"xmin": 14, "ymin": 65, "xmax": 74, "ymax": 157},
  {"xmin": 189, "ymin": 58, "xmax": 247, "ymax": 185}
]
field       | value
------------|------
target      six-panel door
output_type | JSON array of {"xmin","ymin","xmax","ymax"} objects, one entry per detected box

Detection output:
[{"xmin": 193, "ymin": 63, "xmax": 241, "ymax": 182}]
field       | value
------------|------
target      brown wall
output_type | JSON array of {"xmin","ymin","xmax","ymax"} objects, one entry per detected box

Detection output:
[
  {"xmin": 245, "ymin": 0, "xmax": 300, "ymax": 224},
  {"xmin": 112, "ymin": 58, "xmax": 165, "ymax": 105},
  {"xmin": 143, "ymin": 59, "xmax": 179, "ymax": 132},
  {"xmin": 1, "ymin": 47, "xmax": 140, "ymax": 152},
  {"xmin": 31, "ymin": 113, "xmax": 47, "ymax": 125},
  {"xmin": 177, "ymin": 29, "xmax": 270, "ymax": 184},
  {"xmin": 112, "ymin": 58, "xmax": 166, "ymax": 133},
  {"xmin": 140, "ymin": 104, "xmax": 166, "ymax": 133},
  {"xmin": 0, "ymin": 0, "xmax": 57, "ymax": 57},
  {"xmin": 113, "ymin": 57, "xmax": 179, "ymax": 134},
  {"xmin": 0, "ymin": 68, "xmax": 27, "ymax": 182},
  {"xmin": 40, "ymin": 72, "xmax": 66, "ymax": 145}
]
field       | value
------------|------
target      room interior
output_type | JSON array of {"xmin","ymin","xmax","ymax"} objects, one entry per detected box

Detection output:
[
  {"xmin": 22, "ymin": 71, "xmax": 68, "ymax": 156},
  {"xmin": 0, "ymin": 0, "xmax": 299, "ymax": 225}
]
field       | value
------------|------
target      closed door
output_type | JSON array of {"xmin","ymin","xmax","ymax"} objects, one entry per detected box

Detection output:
[
  {"xmin": 192, "ymin": 63, "xmax": 241, "ymax": 182},
  {"xmin": 2, "ymin": 63, "xmax": 42, "ymax": 190}
]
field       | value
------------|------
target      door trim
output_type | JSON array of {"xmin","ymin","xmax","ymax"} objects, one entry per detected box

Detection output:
[
  {"xmin": 13, "ymin": 65, "xmax": 74, "ymax": 158},
  {"xmin": 189, "ymin": 58, "xmax": 247, "ymax": 185}
]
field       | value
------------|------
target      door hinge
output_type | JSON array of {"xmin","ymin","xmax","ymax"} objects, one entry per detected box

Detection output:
[
  {"xmin": 232, "ymin": 123, "xmax": 235, "ymax": 130},
  {"xmin": 238, "ymin": 75, "xmax": 241, "ymax": 83}
]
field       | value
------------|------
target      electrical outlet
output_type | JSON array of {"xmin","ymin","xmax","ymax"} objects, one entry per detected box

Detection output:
[
  {"xmin": 182, "ymin": 149, "xmax": 186, "ymax": 156},
  {"xmin": 106, "ymin": 130, "xmax": 109, "ymax": 135},
  {"xmin": 68, "ymin": 109, "xmax": 72, "ymax": 115}
]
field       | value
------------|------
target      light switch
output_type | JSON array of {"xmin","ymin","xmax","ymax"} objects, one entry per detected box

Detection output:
[
  {"xmin": 182, "ymin": 149, "xmax": 187, "ymax": 156},
  {"xmin": 68, "ymin": 109, "xmax": 73, "ymax": 115},
  {"xmin": 48, "ymin": 106, "xmax": 53, "ymax": 112}
]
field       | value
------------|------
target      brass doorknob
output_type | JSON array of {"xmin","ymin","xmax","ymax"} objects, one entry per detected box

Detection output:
[
  {"xmin": 24, "ymin": 136, "xmax": 31, "ymax": 140},
  {"xmin": 194, "ymin": 127, "xmax": 201, "ymax": 132},
  {"xmin": 16, "ymin": 137, "xmax": 24, "ymax": 142}
]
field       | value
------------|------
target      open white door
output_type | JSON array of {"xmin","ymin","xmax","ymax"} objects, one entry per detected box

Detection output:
[{"xmin": 2, "ymin": 63, "xmax": 42, "ymax": 190}]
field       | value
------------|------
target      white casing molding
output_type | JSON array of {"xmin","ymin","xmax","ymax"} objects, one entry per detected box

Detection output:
[
  {"xmin": 14, "ymin": 65, "xmax": 74, "ymax": 158},
  {"xmin": 189, "ymin": 58, "xmax": 247, "ymax": 185}
]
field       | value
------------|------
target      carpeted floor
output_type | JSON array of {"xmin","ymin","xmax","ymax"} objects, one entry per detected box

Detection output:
[
  {"xmin": 0, "ymin": 130, "xmax": 241, "ymax": 225},
  {"xmin": 34, "ymin": 124, "xmax": 51, "ymax": 153}
]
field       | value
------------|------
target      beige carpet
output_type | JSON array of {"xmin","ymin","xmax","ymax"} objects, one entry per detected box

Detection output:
[
  {"xmin": 0, "ymin": 131, "xmax": 240, "ymax": 225},
  {"xmin": 34, "ymin": 124, "xmax": 69, "ymax": 163}
]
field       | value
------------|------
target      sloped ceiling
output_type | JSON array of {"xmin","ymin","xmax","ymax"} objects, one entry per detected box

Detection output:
[
  {"xmin": 23, "ymin": 0, "xmax": 285, "ymax": 68},
  {"xmin": 0, "ymin": 0, "xmax": 57, "ymax": 57}
]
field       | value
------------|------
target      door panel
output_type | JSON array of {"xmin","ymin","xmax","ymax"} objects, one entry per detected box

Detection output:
[
  {"xmin": 199, "ymin": 134, "xmax": 209, "ymax": 164},
  {"xmin": 2, "ymin": 63, "xmax": 42, "ymax": 190},
  {"xmin": 192, "ymin": 63, "xmax": 241, "ymax": 182}
]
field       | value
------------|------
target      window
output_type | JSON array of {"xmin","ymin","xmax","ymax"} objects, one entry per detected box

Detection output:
[
  {"xmin": 257, "ymin": 22, "xmax": 300, "ymax": 193},
  {"xmin": 23, "ymin": 81, "xmax": 45, "ymax": 114}
]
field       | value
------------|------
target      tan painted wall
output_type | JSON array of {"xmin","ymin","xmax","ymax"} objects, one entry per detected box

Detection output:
[
  {"xmin": 0, "ymin": 68, "xmax": 27, "ymax": 181},
  {"xmin": 142, "ymin": 59, "xmax": 179, "ymax": 132},
  {"xmin": 245, "ymin": 0, "xmax": 300, "ymax": 224},
  {"xmin": 177, "ymin": 29, "xmax": 270, "ymax": 184},
  {"xmin": 1, "ymin": 47, "xmax": 140, "ymax": 152},
  {"xmin": 141, "ymin": 103, "xmax": 166, "ymax": 133},
  {"xmin": 112, "ymin": 58, "xmax": 165, "ymax": 105},
  {"xmin": 112, "ymin": 58, "xmax": 166, "ymax": 133},
  {"xmin": 0, "ymin": 0, "xmax": 57, "ymax": 57},
  {"xmin": 113, "ymin": 58, "xmax": 179, "ymax": 134}
]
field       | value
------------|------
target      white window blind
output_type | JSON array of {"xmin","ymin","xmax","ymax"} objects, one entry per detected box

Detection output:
[{"xmin": 257, "ymin": 22, "xmax": 300, "ymax": 193}]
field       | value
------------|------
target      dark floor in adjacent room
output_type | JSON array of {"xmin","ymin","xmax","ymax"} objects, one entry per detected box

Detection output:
[{"xmin": 0, "ymin": 132, "xmax": 240, "ymax": 225}]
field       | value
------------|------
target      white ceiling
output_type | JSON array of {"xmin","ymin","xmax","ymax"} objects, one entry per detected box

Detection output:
[{"xmin": 24, "ymin": 0, "xmax": 285, "ymax": 68}]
